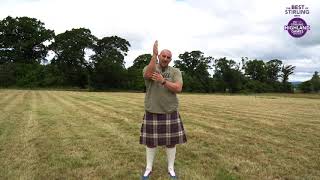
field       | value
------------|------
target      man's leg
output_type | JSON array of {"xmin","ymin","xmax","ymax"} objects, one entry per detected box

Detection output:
[
  {"xmin": 144, "ymin": 145, "xmax": 156, "ymax": 176},
  {"xmin": 166, "ymin": 145, "xmax": 176, "ymax": 176}
]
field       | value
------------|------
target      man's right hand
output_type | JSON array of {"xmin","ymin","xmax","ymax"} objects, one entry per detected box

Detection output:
[
  {"xmin": 153, "ymin": 40, "xmax": 158, "ymax": 57},
  {"xmin": 144, "ymin": 40, "xmax": 158, "ymax": 79}
]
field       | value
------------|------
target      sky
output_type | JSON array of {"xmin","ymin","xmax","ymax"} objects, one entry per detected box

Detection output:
[{"xmin": 0, "ymin": 0, "xmax": 319, "ymax": 81}]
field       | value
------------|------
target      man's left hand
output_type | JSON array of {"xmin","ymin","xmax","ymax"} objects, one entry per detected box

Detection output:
[{"xmin": 151, "ymin": 72, "xmax": 165, "ymax": 83}]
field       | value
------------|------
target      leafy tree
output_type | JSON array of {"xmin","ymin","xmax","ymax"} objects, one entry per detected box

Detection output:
[
  {"xmin": 281, "ymin": 65, "xmax": 295, "ymax": 83},
  {"xmin": 90, "ymin": 36, "xmax": 130, "ymax": 89},
  {"xmin": 265, "ymin": 59, "xmax": 282, "ymax": 83},
  {"xmin": 41, "ymin": 63, "xmax": 66, "ymax": 87},
  {"xmin": 310, "ymin": 71, "xmax": 320, "ymax": 92},
  {"xmin": 174, "ymin": 51, "xmax": 213, "ymax": 92},
  {"xmin": 213, "ymin": 57, "xmax": 243, "ymax": 93},
  {"xmin": 299, "ymin": 80, "xmax": 312, "ymax": 93},
  {"xmin": 243, "ymin": 59, "xmax": 266, "ymax": 82},
  {"xmin": 0, "ymin": 63, "xmax": 16, "ymax": 86},
  {"xmin": 50, "ymin": 28, "xmax": 96, "ymax": 88},
  {"xmin": 281, "ymin": 65, "xmax": 296, "ymax": 92},
  {"xmin": 242, "ymin": 79, "xmax": 270, "ymax": 93},
  {"xmin": 127, "ymin": 54, "xmax": 151, "ymax": 91},
  {"xmin": 298, "ymin": 71, "xmax": 320, "ymax": 93},
  {"xmin": 0, "ymin": 16, "xmax": 54, "ymax": 64},
  {"xmin": 14, "ymin": 63, "xmax": 46, "ymax": 87}
]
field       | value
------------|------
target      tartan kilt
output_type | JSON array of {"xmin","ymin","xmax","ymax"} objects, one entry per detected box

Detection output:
[{"xmin": 140, "ymin": 111, "xmax": 187, "ymax": 146}]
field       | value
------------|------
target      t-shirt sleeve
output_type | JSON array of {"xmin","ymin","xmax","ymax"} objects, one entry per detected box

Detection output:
[{"xmin": 173, "ymin": 68, "xmax": 183, "ymax": 84}]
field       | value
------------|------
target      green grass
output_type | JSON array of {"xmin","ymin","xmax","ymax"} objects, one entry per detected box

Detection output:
[{"xmin": 0, "ymin": 90, "xmax": 319, "ymax": 179}]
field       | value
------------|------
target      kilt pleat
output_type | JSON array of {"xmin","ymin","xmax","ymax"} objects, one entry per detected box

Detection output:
[{"xmin": 140, "ymin": 111, "xmax": 187, "ymax": 146}]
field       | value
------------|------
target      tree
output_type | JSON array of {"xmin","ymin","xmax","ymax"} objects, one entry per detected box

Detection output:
[
  {"xmin": 281, "ymin": 65, "xmax": 295, "ymax": 83},
  {"xmin": 243, "ymin": 59, "xmax": 266, "ymax": 82},
  {"xmin": 0, "ymin": 63, "xmax": 15, "ymax": 86},
  {"xmin": 213, "ymin": 57, "xmax": 243, "ymax": 93},
  {"xmin": 90, "ymin": 36, "xmax": 130, "ymax": 89},
  {"xmin": 299, "ymin": 80, "xmax": 312, "ymax": 93},
  {"xmin": 310, "ymin": 71, "xmax": 320, "ymax": 92},
  {"xmin": 0, "ymin": 16, "xmax": 54, "ymax": 64},
  {"xmin": 50, "ymin": 28, "xmax": 96, "ymax": 88},
  {"xmin": 174, "ymin": 51, "xmax": 213, "ymax": 92},
  {"xmin": 265, "ymin": 59, "xmax": 282, "ymax": 83},
  {"xmin": 281, "ymin": 64, "xmax": 296, "ymax": 92},
  {"xmin": 127, "ymin": 54, "xmax": 151, "ymax": 91},
  {"xmin": 0, "ymin": 16, "xmax": 54, "ymax": 87}
]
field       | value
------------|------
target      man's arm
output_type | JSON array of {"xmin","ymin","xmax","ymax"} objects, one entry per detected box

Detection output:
[
  {"xmin": 163, "ymin": 80, "xmax": 182, "ymax": 93},
  {"xmin": 151, "ymin": 72, "xmax": 183, "ymax": 93},
  {"xmin": 144, "ymin": 40, "xmax": 158, "ymax": 79}
]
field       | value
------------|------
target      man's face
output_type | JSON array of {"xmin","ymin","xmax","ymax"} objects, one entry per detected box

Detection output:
[{"xmin": 158, "ymin": 50, "xmax": 172, "ymax": 68}]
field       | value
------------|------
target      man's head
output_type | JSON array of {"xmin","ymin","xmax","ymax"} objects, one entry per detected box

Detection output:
[{"xmin": 158, "ymin": 49, "xmax": 172, "ymax": 68}]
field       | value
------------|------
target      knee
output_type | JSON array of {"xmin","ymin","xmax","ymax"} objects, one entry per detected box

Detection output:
[
  {"xmin": 147, "ymin": 145, "xmax": 156, "ymax": 148},
  {"xmin": 166, "ymin": 145, "xmax": 175, "ymax": 148}
]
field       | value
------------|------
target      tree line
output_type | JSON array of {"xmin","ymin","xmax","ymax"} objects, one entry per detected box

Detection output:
[{"xmin": 0, "ymin": 16, "xmax": 319, "ymax": 93}]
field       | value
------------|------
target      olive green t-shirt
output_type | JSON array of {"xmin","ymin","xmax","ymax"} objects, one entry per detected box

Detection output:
[{"xmin": 143, "ymin": 65, "xmax": 183, "ymax": 114}]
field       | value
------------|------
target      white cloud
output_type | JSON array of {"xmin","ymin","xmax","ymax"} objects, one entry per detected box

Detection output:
[{"xmin": 0, "ymin": 0, "xmax": 319, "ymax": 81}]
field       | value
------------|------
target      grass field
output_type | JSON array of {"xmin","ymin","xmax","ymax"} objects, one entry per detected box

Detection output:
[{"xmin": 0, "ymin": 90, "xmax": 319, "ymax": 180}]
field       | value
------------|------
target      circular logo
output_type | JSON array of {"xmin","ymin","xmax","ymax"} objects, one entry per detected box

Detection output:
[{"xmin": 284, "ymin": 18, "xmax": 310, "ymax": 38}]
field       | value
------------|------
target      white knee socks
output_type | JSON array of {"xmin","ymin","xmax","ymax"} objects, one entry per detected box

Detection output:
[
  {"xmin": 166, "ymin": 146, "xmax": 176, "ymax": 176},
  {"xmin": 144, "ymin": 147, "xmax": 156, "ymax": 176},
  {"xmin": 144, "ymin": 146, "xmax": 177, "ymax": 176}
]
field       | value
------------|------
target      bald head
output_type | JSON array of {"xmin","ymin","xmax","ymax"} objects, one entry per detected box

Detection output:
[
  {"xmin": 158, "ymin": 49, "xmax": 172, "ymax": 68},
  {"xmin": 160, "ymin": 49, "xmax": 172, "ymax": 56}
]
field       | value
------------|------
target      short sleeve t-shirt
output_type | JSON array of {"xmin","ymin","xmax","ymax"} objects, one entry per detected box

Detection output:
[{"xmin": 143, "ymin": 65, "xmax": 183, "ymax": 113}]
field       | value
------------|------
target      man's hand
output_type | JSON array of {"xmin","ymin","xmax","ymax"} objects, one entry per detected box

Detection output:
[
  {"xmin": 151, "ymin": 72, "xmax": 165, "ymax": 83},
  {"xmin": 153, "ymin": 40, "xmax": 158, "ymax": 57},
  {"xmin": 144, "ymin": 40, "xmax": 158, "ymax": 79},
  {"xmin": 152, "ymin": 72, "xmax": 182, "ymax": 93}
]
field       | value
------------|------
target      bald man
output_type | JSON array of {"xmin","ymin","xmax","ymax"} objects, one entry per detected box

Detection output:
[{"xmin": 140, "ymin": 40, "xmax": 187, "ymax": 179}]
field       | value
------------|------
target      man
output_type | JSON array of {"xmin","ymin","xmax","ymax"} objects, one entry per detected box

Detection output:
[{"xmin": 140, "ymin": 40, "xmax": 187, "ymax": 179}]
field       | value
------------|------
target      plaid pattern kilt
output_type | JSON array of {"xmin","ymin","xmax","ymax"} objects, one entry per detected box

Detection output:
[{"xmin": 140, "ymin": 111, "xmax": 187, "ymax": 146}]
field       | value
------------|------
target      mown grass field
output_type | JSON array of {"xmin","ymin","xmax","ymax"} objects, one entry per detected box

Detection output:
[{"xmin": 0, "ymin": 90, "xmax": 319, "ymax": 180}]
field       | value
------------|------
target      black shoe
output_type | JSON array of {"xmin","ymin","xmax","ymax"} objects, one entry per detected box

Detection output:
[
  {"xmin": 168, "ymin": 171, "xmax": 177, "ymax": 179},
  {"xmin": 141, "ymin": 171, "xmax": 152, "ymax": 180}
]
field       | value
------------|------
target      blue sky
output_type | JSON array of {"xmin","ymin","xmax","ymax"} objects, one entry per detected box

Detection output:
[{"xmin": 0, "ymin": 0, "xmax": 319, "ymax": 81}]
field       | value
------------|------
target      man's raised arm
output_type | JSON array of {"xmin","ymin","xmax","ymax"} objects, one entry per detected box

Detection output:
[{"xmin": 144, "ymin": 40, "xmax": 158, "ymax": 79}]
